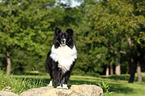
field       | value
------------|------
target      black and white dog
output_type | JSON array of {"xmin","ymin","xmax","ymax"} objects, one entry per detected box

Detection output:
[{"xmin": 46, "ymin": 27, "xmax": 77, "ymax": 89}]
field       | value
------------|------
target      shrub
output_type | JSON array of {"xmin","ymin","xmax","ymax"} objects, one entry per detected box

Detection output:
[{"xmin": 97, "ymin": 80, "xmax": 112, "ymax": 96}]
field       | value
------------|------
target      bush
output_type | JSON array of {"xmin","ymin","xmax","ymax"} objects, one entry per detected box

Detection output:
[{"xmin": 97, "ymin": 80, "xmax": 112, "ymax": 96}]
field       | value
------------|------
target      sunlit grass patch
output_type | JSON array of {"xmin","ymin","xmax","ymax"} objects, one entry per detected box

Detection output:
[{"xmin": 0, "ymin": 71, "xmax": 45, "ymax": 94}]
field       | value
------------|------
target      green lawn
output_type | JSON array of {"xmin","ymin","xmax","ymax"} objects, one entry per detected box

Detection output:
[
  {"xmin": 0, "ymin": 71, "xmax": 145, "ymax": 96},
  {"xmin": 70, "ymin": 74, "xmax": 145, "ymax": 96}
]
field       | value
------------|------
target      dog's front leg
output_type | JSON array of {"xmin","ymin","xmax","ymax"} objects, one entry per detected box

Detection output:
[{"xmin": 54, "ymin": 69, "xmax": 62, "ymax": 88}]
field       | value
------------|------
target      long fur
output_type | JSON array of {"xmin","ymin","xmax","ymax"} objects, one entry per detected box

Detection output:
[{"xmin": 46, "ymin": 27, "xmax": 77, "ymax": 89}]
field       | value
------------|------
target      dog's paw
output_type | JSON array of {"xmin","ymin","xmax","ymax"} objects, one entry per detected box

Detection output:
[
  {"xmin": 47, "ymin": 84, "xmax": 52, "ymax": 86},
  {"xmin": 62, "ymin": 84, "xmax": 68, "ymax": 89},
  {"xmin": 56, "ymin": 86, "xmax": 62, "ymax": 89},
  {"xmin": 47, "ymin": 80, "xmax": 53, "ymax": 86}
]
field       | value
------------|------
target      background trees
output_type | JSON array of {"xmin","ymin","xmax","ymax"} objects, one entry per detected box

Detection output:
[
  {"xmin": 0, "ymin": 0, "xmax": 56, "ymax": 74},
  {"xmin": 0, "ymin": 0, "xmax": 145, "ymax": 83}
]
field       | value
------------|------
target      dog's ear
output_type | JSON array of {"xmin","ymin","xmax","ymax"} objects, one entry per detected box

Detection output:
[
  {"xmin": 66, "ymin": 28, "xmax": 73, "ymax": 36},
  {"xmin": 55, "ymin": 27, "xmax": 61, "ymax": 35}
]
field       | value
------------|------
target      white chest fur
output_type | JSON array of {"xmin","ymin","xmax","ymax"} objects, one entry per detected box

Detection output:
[{"xmin": 50, "ymin": 45, "xmax": 77, "ymax": 73}]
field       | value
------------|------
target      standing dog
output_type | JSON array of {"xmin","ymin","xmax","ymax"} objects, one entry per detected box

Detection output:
[{"xmin": 46, "ymin": 27, "xmax": 77, "ymax": 89}]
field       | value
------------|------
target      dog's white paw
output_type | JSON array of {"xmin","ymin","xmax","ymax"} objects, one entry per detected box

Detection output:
[
  {"xmin": 47, "ymin": 84, "xmax": 52, "ymax": 86},
  {"xmin": 62, "ymin": 84, "xmax": 68, "ymax": 89},
  {"xmin": 47, "ymin": 80, "xmax": 53, "ymax": 86}
]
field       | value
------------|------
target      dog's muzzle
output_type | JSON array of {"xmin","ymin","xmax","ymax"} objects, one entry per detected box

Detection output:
[{"xmin": 61, "ymin": 38, "xmax": 66, "ymax": 46}]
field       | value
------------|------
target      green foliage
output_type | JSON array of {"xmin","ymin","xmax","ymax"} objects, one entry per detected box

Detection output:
[
  {"xmin": 97, "ymin": 80, "xmax": 111, "ymax": 95},
  {"xmin": 74, "ymin": 0, "xmax": 145, "ymax": 74},
  {"xmin": 0, "ymin": 0, "xmax": 145, "ymax": 75},
  {"xmin": 0, "ymin": 0, "xmax": 57, "ymax": 73},
  {"xmin": 98, "ymin": 80, "xmax": 109, "ymax": 92},
  {"xmin": 10, "ymin": 48, "xmax": 46, "ymax": 73},
  {"xmin": 0, "ymin": 0, "xmax": 56, "ymax": 53}
]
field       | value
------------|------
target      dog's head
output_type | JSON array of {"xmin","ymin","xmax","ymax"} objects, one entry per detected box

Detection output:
[{"xmin": 54, "ymin": 27, "xmax": 74, "ymax": 47}]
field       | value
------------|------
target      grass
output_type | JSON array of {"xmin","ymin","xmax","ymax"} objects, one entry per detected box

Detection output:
[
  {"xmin": 0, "ymin": 71, "xmax": 45, "ymax": 94},
  {"xmin": 70, "ymin": 75, "xmax": 145, "ymax": 96},
  {"xmin": 0, "ymin": 70, "xmax": 145, "ymax": 96}
]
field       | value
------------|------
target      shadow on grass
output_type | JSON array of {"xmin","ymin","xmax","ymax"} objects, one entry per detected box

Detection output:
[
  {"xmin": 15, "ymin": 72, "xmax": 45, "ymax": 76},
  {"xmin": 102, "ymin": 75, "xmax": 145, "ymax": 83},
  {"xmin": 109, "ymin": 83, "xmax": 134, "ymax": 94},
  {"xmin": 101, "ymin": 75, "xmax": 130, "ymax": 81}
]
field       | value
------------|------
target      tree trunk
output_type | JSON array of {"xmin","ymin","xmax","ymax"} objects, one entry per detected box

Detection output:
[
  {"xmin": 128, "ymin": 54, "xmax": 137, "ymax": 83},
  {"xmin": 106, "ymin": 65, "xmax": 109, "ymax": 76},
  {"xmin": 110, "ymin": 62, "xmax": 113, "ymax": 75},
  {"xmin": 6, "ymin": 50, "xmax": 11, "ymax": 75},
  {"xmin": 115, "ymin": 52, "xmax": 120, "ymax": 75},
  {"xmin": 137, "ymin": 62, "xmax": 142, "ymax": 83},
  {"xmin": 127, "ymin": 38, "xmax": 137, "ymax": 83}
]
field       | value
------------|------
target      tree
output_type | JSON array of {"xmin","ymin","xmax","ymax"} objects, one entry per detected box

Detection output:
[
  {"xmin": 79, "ymin": 0, "xmax": 145, "ymax": 78},
  {"xmin": 125, "ymin": 0, "xmax": 145, "ymax": 83},
  {"xmin": 0, "ymin": 0, "xmax": 56, "ymax": 75}
]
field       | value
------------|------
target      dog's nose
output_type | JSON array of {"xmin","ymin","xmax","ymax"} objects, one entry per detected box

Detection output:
[
  {"xmin": 61, "ymin": 39, "xmax": 66, "ymax": 44},
  {"xmin": 62, "ymin": 39, "xmax": 65, "ymax": 43}
]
